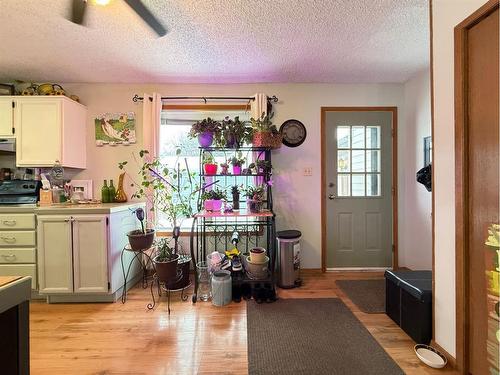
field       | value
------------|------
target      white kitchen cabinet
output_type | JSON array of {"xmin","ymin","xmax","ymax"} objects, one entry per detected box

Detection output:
[
  {"xmin": 37, "ymin": 216, "xmax": 73, "ymax": 294},
  {"xmin": 38, "ymin": 214, "xmax": 108, "ymax": 294},
  {"xmin": 0, "ymin": 97, "xmax": 15, "ymax": 137},
  {"xmin": 72, "ymin": 216, "xmax": 108, "ymax": 293},
  {"xmin": 14, "ymin": 96, "xmax": 87, "ymax": 168}
]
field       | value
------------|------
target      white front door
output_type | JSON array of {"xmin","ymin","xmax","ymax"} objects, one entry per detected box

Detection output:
[{"xmin": 325, "ymin": 111, "xmax": 394, "ymax": 268}]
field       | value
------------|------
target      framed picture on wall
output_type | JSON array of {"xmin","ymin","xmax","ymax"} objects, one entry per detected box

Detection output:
[{"xmin": 424, "ymin": 136, "xmax": 432, "ymax": 166}]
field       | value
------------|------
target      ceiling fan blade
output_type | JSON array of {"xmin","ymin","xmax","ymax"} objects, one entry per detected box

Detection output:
[
  {"xmin": 123, "ymin": 0, "xmax": 167, "ymax": 37},
  {"xmin": 71, "ymin": 0, "xmax": 87, "ymax": 25}
]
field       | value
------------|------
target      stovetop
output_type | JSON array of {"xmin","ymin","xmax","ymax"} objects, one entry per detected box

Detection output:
[{"xmin": 0, "ymin": 180, "xmax": 41, "ymax": 205}]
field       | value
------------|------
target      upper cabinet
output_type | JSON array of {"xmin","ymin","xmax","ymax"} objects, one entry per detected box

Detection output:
[
  {"xmin": 0, "ymin": 97, "xmax": 15, "ymax": 137},
  {"xmin": 0, "ymin": 96, "xmax": 87, "ymax": 168},
  {"xmin": 14, "ymin": 97, "xmax": 87, "ymax": 168}
]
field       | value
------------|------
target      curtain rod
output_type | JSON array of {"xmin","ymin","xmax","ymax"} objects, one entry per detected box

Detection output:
[{"xmin": 131, "ymin": 94, "xmax": 278, "ymax": 104}]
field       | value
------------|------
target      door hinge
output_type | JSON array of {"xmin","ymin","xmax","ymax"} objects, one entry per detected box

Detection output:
[
  {"xmin": 106, "ymin": 217, "xmax": 109, "ymax": 225},
  {"xmin": 107, "ymin": 282, "xmax": 111, "ymax": 291},
  {"xmin": 11, "ymin": 127, "xmax": 15, "ymax": 135},
  {"xmin": 391, "ymin": 128, "xmax": 395, "ymax": 137},
  {"xmin": 392, "ymin": 244, "xmax": 395, "ymax": 253},
  {"xmin": 11, "ymin": 101, "xmax": 15, "ymax": 108},
  {"xmin": 391, "ymin": 186, "xmax": 395, "ymax": 195}
]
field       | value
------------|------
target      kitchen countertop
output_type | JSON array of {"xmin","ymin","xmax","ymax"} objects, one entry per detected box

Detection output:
[{"xmin": 0, "ymin": 202, "xmax": 145, "ymax": 214}]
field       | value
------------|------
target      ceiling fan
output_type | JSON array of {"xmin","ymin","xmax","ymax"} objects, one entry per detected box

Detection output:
[{"xmin": 70, "ymin": 0, "xmax": 167, "ymax": 37}]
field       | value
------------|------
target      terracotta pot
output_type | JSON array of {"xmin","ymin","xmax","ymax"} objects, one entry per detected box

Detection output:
[
  {"xmin": 127, "ymin": 229, "xmax": 155, "ymax": 251},
  {"xmin": 252, "ymin": 131, "xmax": 282, "ymax": 149},
  {"xmin": 250, "ymin": 247, "xmax": 267, "ymax": 263},
  {"xmin": 204, "ymin": 163, "xmax": 217, "ymax": 175},
  {"xmin": 154, "ymin": 254, "xmax": 179, "ymax": 284},
  {"xmin": 247, "ymin": 199, "xmax": 263, "ymax": 213}
]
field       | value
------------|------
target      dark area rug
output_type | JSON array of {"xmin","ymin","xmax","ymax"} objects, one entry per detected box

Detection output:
[
  {"xmin": 336, "ymin": 279, "xmax": 386, "ymax": 313},
  {"xmin": 247, "ymin": 298, "xmax": 403, "ymax": 375}
]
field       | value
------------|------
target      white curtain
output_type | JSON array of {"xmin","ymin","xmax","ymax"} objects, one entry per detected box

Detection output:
[
  {"xmin": 251, "ymin": 93, "xmax": 267, "ymax": 120},
  {"xmin": 142, "ymin": 92, "xmax": 162, "ymax": 157}
]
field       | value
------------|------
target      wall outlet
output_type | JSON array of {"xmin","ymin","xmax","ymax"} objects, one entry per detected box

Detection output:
[{"xmin": 303, "ymin": 167, "xmax": 313, "ymax": 176}]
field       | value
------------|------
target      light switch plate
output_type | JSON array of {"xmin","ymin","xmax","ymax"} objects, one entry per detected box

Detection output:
[{"xmin": 303, "ymin": 167, "xmax": 313, "ymax": 176}]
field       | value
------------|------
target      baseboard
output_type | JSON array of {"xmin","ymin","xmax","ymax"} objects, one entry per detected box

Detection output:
[
  {"xmin": 430, "ymin": 340, "xmax": 456, "ymax": 369},
  {"xmin": 326, "ymin": 267, "xmax": 391, "ymax": 272}
]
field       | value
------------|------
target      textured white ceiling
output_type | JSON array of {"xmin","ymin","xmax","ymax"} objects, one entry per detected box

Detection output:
[{"xmin": 0, "ymin": 0, "xmax": 429, "ymax": 84}]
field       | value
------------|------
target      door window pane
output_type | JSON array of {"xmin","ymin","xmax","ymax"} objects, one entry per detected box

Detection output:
[
  {"xmin": 337, "ymin": 127, "xmax": 350, "ymax": 148},
  {"xmin": 351, "ymin": 150, "xmax": 365, "ymax": 172},
  {"xmin": 367, "ymin": 174, "xmax": 381, "ymax": 196},
  {"xmin": 337, "ymin": 174, "xmax": 351, "ymax": 196},
  {"xmin": 351, "ymin": 126, "xmax": 365, "ymax": 149},
  {"xmin": 366, "ymin": 126, "xmax": 380, "ymax": 148},
  {"xmin": 366, "ymin": 150, "xmax": 381, "ymax": 172},
  {"xmin": 352, "ymin": 174, "xmax": 365, "ymax": 196},
  {"xmin": 337, "ymin": 150, "xmax": 350, "ymax": 172}
]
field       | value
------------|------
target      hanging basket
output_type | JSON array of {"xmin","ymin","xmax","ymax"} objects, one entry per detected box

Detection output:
[{"xmin": 252, "ymin": 131, "xmax": 282, "ymax": 149}]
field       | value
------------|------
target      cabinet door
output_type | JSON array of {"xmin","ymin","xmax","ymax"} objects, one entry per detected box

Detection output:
[
  {"xmin": 72, "ymin": 215, "xmax": 109, "ymax": 293},
  {"xmin": 15, "ymin": 98, "xmax": 62, "ymax": 167},
  {"xmin": 0, "ymin": 98, "xmax": 14, "ymax": 137},
  {"xmin": 37, "ymin": 215, "xmax": 73, "ymax": 294}
]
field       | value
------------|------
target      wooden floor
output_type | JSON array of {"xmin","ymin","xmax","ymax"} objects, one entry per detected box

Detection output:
[{"xmin": 30, "ymin": 271, "xmax": 458, "ymax": 375}]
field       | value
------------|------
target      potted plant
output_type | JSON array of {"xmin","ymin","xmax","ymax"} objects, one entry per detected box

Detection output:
[
  {"xmin": 220, "ymin": 162, "xmax": 230, "ymax": 175},
  {"xmin": 202, "ymin": 188, "xmax": 226, "ymax": 212},
  {"xmin": 250, "ymin": 112, "xmax": 282, "ymax": 149},
  {"xmin": 229, "ymin": 152, "xmax": 246, "ymax": 175},
  {"xmin": 154, "ymin": 237, "xmax": 180, "ymax": 284},
  {"xmin": 203, "ymin": 153, "xmax": 218, "ymax": 175},
  {"xmin": 231, "ymin": 185, "xmax": 240, "ymax": 210},
  {"xmin": 126, "ymin": 207, "xmax": 155, "ymax": 251},
  {"xmin": 244, "ymin": 185, "xmax": 265, "ymax": 213},
  {"xmin": 189, "ymin": 117, "xmax": 220, "ymax": 148},
  {"xmin": 249, "ymin": 160, "xmax": 272, "ymax": 185},
  {"xmin": 220, "ymin": 116, "xmax": 252, "ymax": 148},
  {"xmin": 119, "ymin": 149, "xmax": 198, "ymax": 290}
]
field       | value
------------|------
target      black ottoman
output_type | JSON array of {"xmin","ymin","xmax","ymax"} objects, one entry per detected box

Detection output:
[{"xmin": 384, "ymin": 270, "xmax": 432, "ymax": 344}]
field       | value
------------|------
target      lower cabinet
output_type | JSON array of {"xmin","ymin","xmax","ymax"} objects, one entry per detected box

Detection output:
[{"xmin": 37, "ymin": 215, "xmax": 109, "ymax": 294}]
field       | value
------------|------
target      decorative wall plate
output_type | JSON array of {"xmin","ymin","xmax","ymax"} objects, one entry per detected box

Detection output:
[{"xmin": 279, "ymin": 119, "xmax": 306, "ymax": 147}]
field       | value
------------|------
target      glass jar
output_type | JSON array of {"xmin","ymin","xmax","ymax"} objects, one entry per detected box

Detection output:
[{"xmin": 196, "ymin": 261, "xmax": 211, "ymax": 302}]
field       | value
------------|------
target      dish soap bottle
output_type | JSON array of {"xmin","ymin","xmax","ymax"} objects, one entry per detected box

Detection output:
[
  {"xmin": 101, "ymin": 180, "xmax": 110, "ymax": 203},
  {"xmin": 108, "ymin": 179, "xmax": 116, "ymax": 203}
]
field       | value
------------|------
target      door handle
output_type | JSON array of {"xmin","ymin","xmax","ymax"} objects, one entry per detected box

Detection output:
[
  {"xmin": 2, "ymin": 220, "xmax": 17, "ymax": 226},
  {"xmin": 328, "ymin": 194, "xmax": 336, "ymax": 200},
  {"xmin": 1, "ymin": 254, "xmax": 16, "ymax": 261}
]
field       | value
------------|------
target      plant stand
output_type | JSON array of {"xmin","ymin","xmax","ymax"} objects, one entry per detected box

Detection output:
[
  {"xmin": 190, "ymin": 146, "xmax": 277, "ymax": 304},
  {"xmin": 120, "ymin": 243, "xmax": 157, "ymax": 305}
]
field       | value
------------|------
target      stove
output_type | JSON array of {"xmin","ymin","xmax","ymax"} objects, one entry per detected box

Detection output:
[{"xmin": 0, "ymin": 180, "xmax": 42, "ymax": 205}]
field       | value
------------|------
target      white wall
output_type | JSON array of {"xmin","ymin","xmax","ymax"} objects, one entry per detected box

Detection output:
[
  {"xmin": 62, "ymin": 82, "xmax": 406, "ymax": 269},
  {"xmin": 399, "ymin": 69, "xmax": 432, "ymax": 270},
  {"xmin": 432, "ymin": 0, "xmax": 489, "ymax": 357}
]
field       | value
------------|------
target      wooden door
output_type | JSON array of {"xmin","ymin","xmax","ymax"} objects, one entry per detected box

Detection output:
[
  {"xmin": 72, "ymin": 215, "xmax": 109, "ymax": 294},
  {"xmin": 37, "ymin": 215, "xmax": 73, "ymax": 294},
  {"xmin": 15, "ymin": 98, "xmax": 61, "ymax": 167},
  {"xmin": 324, "ymin": 111, "xmax": 394, "ymax": 268},
  {"xmin": 455, "ymin": 3, "xmax": 499, "ymax": 374}
]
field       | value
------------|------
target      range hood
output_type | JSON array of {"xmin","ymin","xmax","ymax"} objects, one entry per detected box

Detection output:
[{"xmin": 0, "ymin": 138, "xmax": 15, "ymax": 153}]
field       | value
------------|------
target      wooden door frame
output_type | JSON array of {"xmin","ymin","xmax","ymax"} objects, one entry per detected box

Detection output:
[
  {"xmin": 320, "ymin": 107, "xmax": 398, "ymax": 272},
  {"xmin": 454, "ymin": 1, "xmax": 499, "ymax": 373}
]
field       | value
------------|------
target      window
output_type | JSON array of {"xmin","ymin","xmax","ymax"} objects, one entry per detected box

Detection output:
[
  {"xmin": 336, "ymin": 125, "xmax": 381, "ymax": 197},
  {"xmin": 157, "ymin": 106, "xmax": 251, "ymax": 230}
]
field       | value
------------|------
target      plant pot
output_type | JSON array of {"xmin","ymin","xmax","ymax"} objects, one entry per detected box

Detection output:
[
  {"xmin": 221, "ymin": 166, "xmax": 229, "ymax": 175},
  {"xmin": 127, "ymin": 229, "xmax": 155, "ymax": 251},
  {"xmin": 169, "ymin": 255, "xmax": 191, "ymax": 290},
  {"xmin": 247, "ymin": 199, "xmax": 263, "ymax": 213},
  {"xmin": 204, "ymin": 163, "xmax": 217, "ymax": 175},
  {"xmin": 252, "ymin": 131, "xmax": 282, "ymax": 149},
  {"xmin": 232, "ymin": 165, "xmax": 242, "ymax": 175},
  {"xmin": 224, "ymin": 132, "xmax": 236, "ymax": 148},
  {"xmin": 212, "ymin": 199, "xmax": 223, "ymax": 211},
  {"xmin": 232, "ymin": 193, "xmax": 240, "ymax": 210},
  {"xmin": 154, "ymin": 253, "xmax": 180, "ymax": 284},
  {"xmin": 204, "ymin": 199, "xmax": 214, "ymax": 211},
  {"xmin": 250, "ymin": 247, "xmax": 267, "ymax": 263},
  {"xmin": 198, "ymin": 132, "xmax": 214, "ymax": 148}
]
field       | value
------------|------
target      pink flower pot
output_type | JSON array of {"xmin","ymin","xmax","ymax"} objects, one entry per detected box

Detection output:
[
  {"xmin": 212, "ymin": 199, "xmax": 223, "ymax": 211},
  {"xmin": 204, "ymin": 163, "xmax": 217, "ymax": 175},
  {"xmin": 232, "ymin": 165, "xmax": 242, "ymax": 175},
  {"xmin": 204, "ymin": 199, "xmax": 214, "ymax": 211}
]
